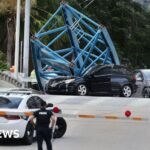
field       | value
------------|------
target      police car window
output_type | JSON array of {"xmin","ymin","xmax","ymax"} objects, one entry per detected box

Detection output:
[
  {"xmin": 0, "ymin": 97, "xmax": 22, "ymax": 109},
  {"xmin": 27, "ymin": 96, "xmax": 45, "ymax": 109},
  {"xmin": 94, "ymin": 67, "xmax": 112, "ymax": 75}
]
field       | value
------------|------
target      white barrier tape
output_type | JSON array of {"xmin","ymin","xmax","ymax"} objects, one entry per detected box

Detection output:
[{"xmin": 0, "ymin": 111, "xmax": 148, "ymax": 121}]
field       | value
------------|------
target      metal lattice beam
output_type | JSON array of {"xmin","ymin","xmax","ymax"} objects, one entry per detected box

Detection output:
[{"xmin": 31, "ymin": 3, "xmax": 120, "ymax": 91}]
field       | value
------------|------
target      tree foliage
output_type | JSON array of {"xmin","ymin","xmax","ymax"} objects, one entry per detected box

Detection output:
[
  {"xmin": 66, "ymin": 0, "xmax": 150, "ymax": 68},
  {"xmin": 0, "ymin": 0, "xmax": 36, "ymax": 67},
  {"xmin": 0, "ymin": 0, "xmax": 150, "ymax": 69},
  {"xmin": 0, "ymin": 51, "xmax": 8, "ymax": 71}
]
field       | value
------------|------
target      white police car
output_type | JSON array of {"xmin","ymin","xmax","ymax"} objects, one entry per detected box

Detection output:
[{"xmin": 0, "ymin": 90, "xmax": 67, "ymax": 145}]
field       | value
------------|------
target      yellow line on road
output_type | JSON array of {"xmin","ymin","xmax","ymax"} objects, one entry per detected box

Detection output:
[
  {"xmin": 105, "ymin": 116, "xmax": 118, "ymax": 120},
  {"xmin": 132, "ymin": 117, "xmax": 142, "ymax": 121},
  {"xmin": 78, "ymin": 114, "xmax": 96, "ymax": 118}
]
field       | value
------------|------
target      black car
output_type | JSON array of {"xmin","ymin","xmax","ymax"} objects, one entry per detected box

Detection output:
[{"xmin": 45, "ymin": 64, "xmax": 137, "ymax": 97}]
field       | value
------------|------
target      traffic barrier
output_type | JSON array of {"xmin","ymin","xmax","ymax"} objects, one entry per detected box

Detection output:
[
  {"xmin": 63, "ymin": 114, "xmax": 147, "ymax": 121},
  {"xmin": 0, "ymin": 111, "xmax": 148, "ymax": 121}
]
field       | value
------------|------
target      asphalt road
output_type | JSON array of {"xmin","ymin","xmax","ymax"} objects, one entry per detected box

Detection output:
[
  {"xmin": 0, "ymin": 80, "xmax": 16, "ymax": 89},
  {"xmin": 0, "ymin": 118, "xmax": 150, "ymax": 150},
  {"xmin": 0, "ymin": 95, "xmax": 150, "ymax": 150},
  {"xmin": 0, "ymin": 80, "xmax": 150, "ymax": 150}
]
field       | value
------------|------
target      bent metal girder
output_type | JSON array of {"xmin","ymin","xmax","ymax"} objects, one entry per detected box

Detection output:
[{"xmin": 31, "ymin": 3, "xmax": 120, "ymax": 91}]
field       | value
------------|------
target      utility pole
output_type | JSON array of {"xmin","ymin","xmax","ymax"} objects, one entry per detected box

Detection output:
[
  {"xmin": 23, "ymin": 0, "xmax": 31, "ymax": 78},
  {"xmin": 14, "ymin": 0, "xmax": 21, "ymax": 79}
]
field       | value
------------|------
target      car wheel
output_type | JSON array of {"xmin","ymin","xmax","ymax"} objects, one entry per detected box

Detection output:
[
  {"xmin": 76, "ymin": 84, "xmax": 87, "ymax": 96},
  {"xmin": 53, "ymin": 117, "xmax": 67, "ymax": 138},
  {"xmin": 121, "ymin": 85, "xmax": 132, "ymax": 97},
  {"xmin": 143, "ymin": 88, "xmax": 150, "ymax": 98},
  {"xmin": 23, "ymin": 123, "xmax": 34, "ymax": 145}
]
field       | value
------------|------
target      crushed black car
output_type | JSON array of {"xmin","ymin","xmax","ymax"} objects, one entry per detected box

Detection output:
[{"xmin": 45, "ymin": 64, "xmax": 137, "ymax": 97}]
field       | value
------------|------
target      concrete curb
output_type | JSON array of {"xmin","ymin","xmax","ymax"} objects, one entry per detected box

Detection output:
[{"xmin": 0, "ymin": 71, "xmax": 22, "ymax": 87}]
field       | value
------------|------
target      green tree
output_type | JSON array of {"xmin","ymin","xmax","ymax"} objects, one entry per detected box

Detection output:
[
  {"xmin": 31, "ymin": 0, "xmax": 69, "ymax": 50},
  {"xmin": 0, "ymin": 51, "xmax": 8, "ymax": 71},
  {"xmin": 71, "ymin": 0, "xmax": 150, "ymax": 68},
  {"xmin": 0, "ymin": 0, "xmax": 36, "ymax": 67},
  {"xmin": 0, "ymin": 0, "xmax": 150, "ymax": 69}
]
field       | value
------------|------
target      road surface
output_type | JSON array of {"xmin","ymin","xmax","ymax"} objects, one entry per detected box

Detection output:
[
  {"xmin": 0, "ymin": 80, "xmax": 16, "ymax": 89},
  {"xmin": 0, "ymin": 80, "xmax": 150, "ymax": 150},
  {"xmin": 0, "ymin": 118, "xmax": 149, "ymax": 150}
]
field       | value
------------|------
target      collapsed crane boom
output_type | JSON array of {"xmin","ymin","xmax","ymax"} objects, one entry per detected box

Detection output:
[{"xmin": 31, "ymin": 3, "xmax": 120, "ymax": 91}]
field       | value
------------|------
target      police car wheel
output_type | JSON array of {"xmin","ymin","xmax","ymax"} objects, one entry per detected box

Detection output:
[
  {"xmin": 24, "ymin": 123, "xmax": 34, "ymax": 145},
  {"xmin": 53, "ymin": 117, "xmax": 67, "ymax": 138}
]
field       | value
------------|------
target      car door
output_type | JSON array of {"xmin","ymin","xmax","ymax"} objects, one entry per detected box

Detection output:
[
  {"xmin": 111, "ymin": 66, "xmax": 131, "ymax": 92},
  {"xmin": 90, "ymin": 66, "xmax": 112, "ymax": 93}
]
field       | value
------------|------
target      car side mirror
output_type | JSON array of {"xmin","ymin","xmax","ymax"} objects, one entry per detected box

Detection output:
[{"xmin": 47, "ymin": 103, "xmax": 53, "ymax": 107}]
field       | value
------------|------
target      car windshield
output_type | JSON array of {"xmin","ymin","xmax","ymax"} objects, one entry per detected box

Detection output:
[
  {"xmin": 142, "ymin": 70, "xmax": 150, "ymax": 79},
  {"xmin": 0, "ymin": 97, "xmax": 22, "ymax": 109}
]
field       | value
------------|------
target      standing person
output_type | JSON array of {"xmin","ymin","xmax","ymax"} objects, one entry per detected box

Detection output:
[
  {"xmin": 30, "ymin": 101, "xmax": 56, "ymax": 150},
  {"xmin": 30, "ymin": 69, "xmax": 39, "ymax": 90}
]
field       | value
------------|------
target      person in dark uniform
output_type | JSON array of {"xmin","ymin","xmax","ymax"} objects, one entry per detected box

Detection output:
[{"xmin": 30, "ymin": 101, "xmax": 55, "ymax": 150}]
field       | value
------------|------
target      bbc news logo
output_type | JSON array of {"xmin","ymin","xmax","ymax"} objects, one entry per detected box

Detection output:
[{"xmin": 0, "ymin": 130, "xmax": 20, "ymax": 138}]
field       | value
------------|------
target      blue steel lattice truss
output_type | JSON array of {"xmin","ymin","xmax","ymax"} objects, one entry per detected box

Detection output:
[{"xmin": 31, "ymin": 3, "xmax": 120, "ymax": 91}]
